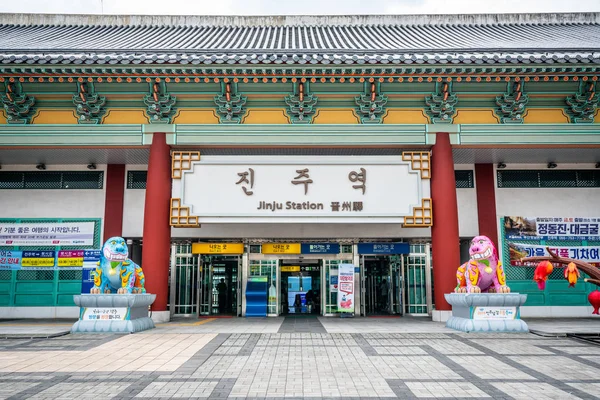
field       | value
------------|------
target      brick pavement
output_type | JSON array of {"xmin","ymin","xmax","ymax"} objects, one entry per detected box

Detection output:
[{"xmin": 0, "ymin": 317, "xmax": 599, "ymax": 399}]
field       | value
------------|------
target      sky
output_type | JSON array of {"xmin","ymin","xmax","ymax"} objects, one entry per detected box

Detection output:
[{"xmin": 1, "ymin": 0, "xmax": 600, "ymax": 15}]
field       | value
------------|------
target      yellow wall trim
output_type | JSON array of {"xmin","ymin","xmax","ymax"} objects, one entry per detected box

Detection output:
[
  {"xmin": 594, "ymin": 109, "xmax": 600, "ymax": 124},
  {"xmin": 523, "ymin": 108, "xmax": 569, "ymax": 124},
  {"xmin": 31, "ymin": 109, "xmax": 78, "ymax": 124},
  {"xmin": 0, "ymin": 109, "xmax": 7, "ymax": 124},
  {"xmin": 173, "ymin": 109, "xmax": 219, "ymax": 124},
  {"xmin": 454, "ymin": 109, "xmax": 500, "ymax": 124},
  {"xmin": 242, "ymin": 109, "xmax": 290, "ymax": 124},
  {"xmin": 313, "ymin": 108, "xmax": 360, "ymax": 124},
  {"xmin": 383, "ymin": 109, "xmax": 429, "ymax": 124},
  {"xmin": 102, "ymin": 109, "xmax": 149, "ymax": 124}
]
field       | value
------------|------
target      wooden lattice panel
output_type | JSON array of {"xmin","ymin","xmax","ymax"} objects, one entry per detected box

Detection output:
[
  {"xmin": 171, "ymin": 151, "xmax": 201, "ymax": 179},
  {"xmin": 170, "ymin": 198, "xmax": 200, "ymax": 227},
  {"xmin": 402, "ymin": 151, "xmax": 431, "ymax": 179},
  {"xmin": 403, "ymin": 198, "xmax": 433, "ymax": 227}
]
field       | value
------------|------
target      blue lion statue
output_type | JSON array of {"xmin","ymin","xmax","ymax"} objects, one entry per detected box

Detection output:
[{"xmin": 90, "ymin": 237, "xmax": 146, "ymax": 294}]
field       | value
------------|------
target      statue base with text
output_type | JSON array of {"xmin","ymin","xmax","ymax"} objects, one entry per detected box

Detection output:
[
  {"xmin": 444, "ymin": 293, "xmax": 529, "ymax": 333},
  {"xmin": 71, "ymin": 294, "xmax": 156, "ymax": 333}
]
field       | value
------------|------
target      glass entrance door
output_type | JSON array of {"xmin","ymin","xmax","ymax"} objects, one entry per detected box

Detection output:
[
  {"xmin": 323, "ymin": 259, "xmax": 340, "ymax": 315},
  {"xmin": 198, "ymin": 256, "xmax": 213, "ymax": 316},
  {"xmin": 360, "ymin": 255, "xmax": 404, "ymax": 316},
  {"xmin": 198, "ymin": 255, "xmax": 241, "ymax": 316},
  {"xmin": 403, "ymin": 244, "xmax": 431, "ymax": 315},
  {"xmin": 390, "ymin": 256, "xmax": 403, "ymax": 315}
]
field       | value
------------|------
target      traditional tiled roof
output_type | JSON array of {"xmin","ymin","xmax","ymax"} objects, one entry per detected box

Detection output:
[{"xmin": 0, "ymin": 13, "xmax": 599, "ymax": 66}]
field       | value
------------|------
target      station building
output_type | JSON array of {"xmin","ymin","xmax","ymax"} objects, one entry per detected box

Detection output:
[{"xmin": 0, "ymin": 12, "xmax": 599, "ymax": 323}]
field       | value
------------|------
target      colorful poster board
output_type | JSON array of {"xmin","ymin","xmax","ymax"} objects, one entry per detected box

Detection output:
[
  {"xmin": 0, "ymin": 222, "xmax": 95, "ymax": 246},
  {"xmin": 504, "ymin": 216, "xmax": 599, "ymax": 240},
  {"xmin": 0, "ymin": 250, "xmax": 22, "ymax": 270},
  {"xmin": 336, "ymin": 263, "xmax": 355, "ymax": 313},
  {"xmin": 508, "ymin": 242, "xmax": 600, "ymax": 267}
]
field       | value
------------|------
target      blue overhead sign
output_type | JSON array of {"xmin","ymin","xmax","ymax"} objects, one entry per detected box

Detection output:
[
  {"xmin": 301, "ymin": 243, "xmax": 340, "ymax": 254},
  {"xmin": 358, "ymin": 243, "xmax": 409, "ymax": 255}
]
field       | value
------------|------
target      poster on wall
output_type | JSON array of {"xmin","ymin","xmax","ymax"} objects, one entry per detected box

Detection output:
[
  {"xmin": 0, "ymin": 250, "xmax": 22, "ymax": 270},
  {"xmin": 508, "ymin": 242, "xmax": 600, "ymax": 267},
  {"xmin": 504, "ymin": 216, "xmax": 599, "ymax": 241},
  {"xmin": 0, "ymin": 222, "xmax": 96, "ymax": 246},
  {"xmin": 336, "ymin": 263, "xmax": 355, "ymax": 313}
]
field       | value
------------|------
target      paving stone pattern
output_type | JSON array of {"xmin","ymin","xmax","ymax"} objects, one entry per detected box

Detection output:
[{"xmin": 1, "ymin": 331, "xmax": 600, "ymax": 399}]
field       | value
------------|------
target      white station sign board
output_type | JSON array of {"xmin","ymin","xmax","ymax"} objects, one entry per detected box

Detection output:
[{"xmin": 172, "ymin": 156, "xmax": 430, "ymax": 223}]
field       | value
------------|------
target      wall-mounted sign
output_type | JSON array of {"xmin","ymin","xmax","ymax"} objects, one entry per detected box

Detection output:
[
  {"xmin": 192, "ymin": 243, "xmax": 244, "ymax": 254},
  {"xmin": 301, "ymin": 243, "xmax": 340, "ymax": 254},
  {"xmin": 358, "ymin": 243, "xmax": 409, "ymax": 255},
  {"xmin": 0, "ymin": 222, "xmax": 95, "ymax": 246},
  {"xmin": 473, "ymin": 307, "xmax": 517, "ymax": 320},
  {"xmin": 504, "ymin": 216, "xmax": 599, "ymax": 240},
  {"xmin": 80, "ymin": 307, "xmax": 129, "ymax": 321},
  {"xmin": 281, "ymin": 266, "xmax": 301, "ymax": 272},
  {"xmin": 21, "ymin": 251, "xmax": 55, "ymax": 267},
  {"xmin": 262, "ymin": 243, "xmax": 301, "ymax": 254},
  {"xmin": 57, "ymin": 250, "xmax": 84, "ymax": 267},
  {"xmin": 0, "ymin": 250, "xmax": 22, "ymax": 270},
  {"xmin": 172, "ymin": 156, "xmax": 429, "ymax": 223}
]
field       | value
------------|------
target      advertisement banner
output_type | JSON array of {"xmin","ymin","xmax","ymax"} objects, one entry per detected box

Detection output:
[
  {"xmin": 336, "ymin": 263, "xmax": 355, "ymax": 313},
  {"xmin": 21, "ymin": 251, "xmax": 56, "ymax": 268},
  {"xmin": 504, "ymin": 216, "xmax": 599, "ymax": 240},
  {"xmin": 57, "ymin": 250, "xmax": 85, "ymax": 267},
  {"xmin": 0, "ymin": 250, "xmax": 22, "ymax": 270},
  {"xmin": 508, "ymin": 242, "xmax": 600, "ymax": 267},
  {"xmin": 0, "ymin": 222, "xmax": 95, "ymax": 246}
]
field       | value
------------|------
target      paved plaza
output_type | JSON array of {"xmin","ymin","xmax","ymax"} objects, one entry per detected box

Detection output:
[{"xmin": 0, "ymin": 317, "xmax": 599, "ymax": 399}]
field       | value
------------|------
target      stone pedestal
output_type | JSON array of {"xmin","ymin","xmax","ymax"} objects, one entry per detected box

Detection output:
[
  {"xmin": 444, "ymin": 293, "xmax": 529, "ymax": 333},
  {"xmin": 71, "ymin": 294, "xmax": 156, "ymax": 333}
]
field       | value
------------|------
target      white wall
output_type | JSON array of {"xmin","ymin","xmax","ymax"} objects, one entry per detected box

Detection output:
[
  {"xmin": 495, "ymin": 163, "xmax": 600, "ymax": 219},
  {"xmin": 171, "ymin": 223, "xmax": 431, "ymax": 239},
  {"xmin": 0, "ymin": 165, "xmax": 106, "ymax": 233},
  {"xmin": 455, "ymin": 164, "xmax": 479, "ymax": 238},
  {"xmin": 122, "ymin": 165, "xmax": 147, "ymax": 237}
]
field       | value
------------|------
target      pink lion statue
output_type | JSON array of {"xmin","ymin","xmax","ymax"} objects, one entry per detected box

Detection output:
[{"xmin": 455, "ymin": 235, "xmax": 510, "ymax": 293}]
